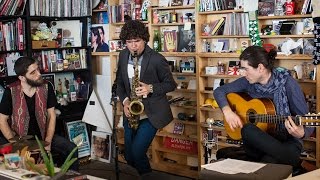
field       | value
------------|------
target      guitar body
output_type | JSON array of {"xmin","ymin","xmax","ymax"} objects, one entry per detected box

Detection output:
[{"xmin": 226, "ymin": 93, "xmax": 276, "ymax": 140}]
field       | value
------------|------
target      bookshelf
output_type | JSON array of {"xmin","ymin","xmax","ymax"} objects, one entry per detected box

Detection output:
[
  {"xmin": 91, "ymin": 0, "xmax": 318, "ymax": 178},
  {"xmin": 0, "ymin": 0, "xmax": 93, "ymax": 138},
  {"xmin": 196, "ymin": 6, "xmax": 320, "ymax": 172}
]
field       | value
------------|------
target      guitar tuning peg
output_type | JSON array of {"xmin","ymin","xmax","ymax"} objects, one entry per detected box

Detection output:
[{"xmin": 318, "ymin": 112, "xmax": 320, "ymax": 115}]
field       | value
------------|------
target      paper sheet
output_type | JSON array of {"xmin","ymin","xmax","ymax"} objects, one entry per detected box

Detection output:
[{"xmin": 201, "ymin": 159, "xmax": 266, "ymax": 174}]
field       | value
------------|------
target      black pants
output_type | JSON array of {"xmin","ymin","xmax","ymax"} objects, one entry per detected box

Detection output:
[{"xmin": 241, "ymin": 124, "xmax": 302, "ymax": 168}]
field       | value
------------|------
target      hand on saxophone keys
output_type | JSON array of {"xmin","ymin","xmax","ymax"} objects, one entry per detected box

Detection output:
[{"xmin": 136, "ymin": 82, "xmax": 151, "ymax": 98}]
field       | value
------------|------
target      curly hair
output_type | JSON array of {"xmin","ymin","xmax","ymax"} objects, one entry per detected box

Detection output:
[
  {"xmin": 119, "ymin": 20, "xmax": 149, "ymax": 44},
  {"xmin": 239, "ymin": 45, "xmax": 277, "ymax": 71}
]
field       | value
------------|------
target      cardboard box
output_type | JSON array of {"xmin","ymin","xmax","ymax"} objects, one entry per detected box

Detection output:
[{"xmin": 32, "ymin": 40, "xmax": 57, "ymax": 49}]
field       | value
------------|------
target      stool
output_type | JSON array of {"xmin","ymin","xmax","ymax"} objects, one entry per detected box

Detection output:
[{"xmin": 199, "ymin": 160, "xmax": 292, "ymax": 180}]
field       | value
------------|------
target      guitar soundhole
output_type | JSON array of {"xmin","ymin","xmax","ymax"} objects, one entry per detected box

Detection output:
[{"xmin": 247, "ymin": 110, "xmax": 257, "ymax": 124}]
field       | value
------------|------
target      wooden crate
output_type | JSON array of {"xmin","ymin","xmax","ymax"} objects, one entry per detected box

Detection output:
[{"xmin": 32, "ymin": 40, "xmax": 57, "ymax": 49}]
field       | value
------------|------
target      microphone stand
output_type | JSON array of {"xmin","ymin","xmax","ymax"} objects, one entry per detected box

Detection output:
[{"xmin": 110, "ymin": 82, "xmax": 120, "ymax": 180}]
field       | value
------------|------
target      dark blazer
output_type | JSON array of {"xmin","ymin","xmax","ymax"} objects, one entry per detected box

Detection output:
[{"xmin": 116, "ymin": 45, "xmax": 177, "ymax": 129}]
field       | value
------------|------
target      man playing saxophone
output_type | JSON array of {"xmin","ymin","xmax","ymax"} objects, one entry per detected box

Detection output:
[{"xmin": 116, "ymin": 20, "xmax": 177, "ymax": 177}]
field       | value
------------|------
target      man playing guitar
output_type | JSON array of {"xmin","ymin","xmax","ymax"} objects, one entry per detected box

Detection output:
[{"xmin": 214, "ymin": 46, "xmax": 315, "ymax": 169}]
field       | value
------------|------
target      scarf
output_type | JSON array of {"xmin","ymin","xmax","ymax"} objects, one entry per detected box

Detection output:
[
  {"xmin": 253, "ymin": 68, "xmax": 291, "ymax": 116},
  {"xmin": 9, "ymin": 81, "xmax": 48, "ymax": 139},
  {"xmin": 253, "ymin": 68, "xmax": 291, "ymax": 140}
]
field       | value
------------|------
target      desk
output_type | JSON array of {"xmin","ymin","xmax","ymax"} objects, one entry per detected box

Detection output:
[
  {"xmin": 287, "ymin": 168, "xmax": 320, "ymax": 180},
  {"xmin": 200, "ymin": 161, "xmax": 292, "ymax": 180}
]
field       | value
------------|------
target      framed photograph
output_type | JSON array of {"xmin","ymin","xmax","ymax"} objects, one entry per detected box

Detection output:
[
  {"xmin": 91, "ymin": 131, "xmax": 111, "ymax": 163},
  {"xmin": 91, "ymin": 24, "xmax": 110, "ymax": 52},
  {"xmin": 54, "ymin": 72, "xmax": 74, "ymax": 95},
  {"xmin": 65, "ymin": 120, "xmax": 91, "ymax": 158},
  {"xmin": 41, "ymin": 73, "xmax": 55, "ymax": 90},
  {"xmin": 62, "ymin": 37, "xmax": 75, "ymax": 47}
]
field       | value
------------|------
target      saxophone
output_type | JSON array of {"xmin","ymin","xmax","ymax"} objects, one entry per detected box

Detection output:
[{"xmin": 128, "ymin": 51, "xmax": 144, "ymax": 130}]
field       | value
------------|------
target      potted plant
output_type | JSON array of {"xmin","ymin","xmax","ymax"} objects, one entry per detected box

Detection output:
[{"xmin": 26, "ymin": 136, "xmax": 78, "ymax": 179}]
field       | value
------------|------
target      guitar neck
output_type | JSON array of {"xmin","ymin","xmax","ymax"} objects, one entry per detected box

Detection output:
[{"xmin": 252, "ymin": 114, "xmax": 298, "ymax": 125}]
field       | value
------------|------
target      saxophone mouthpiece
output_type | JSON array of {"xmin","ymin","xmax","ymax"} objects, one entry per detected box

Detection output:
[{"xmin": 132, "ymin": 51, "xmax": 138, "ymax": 58}]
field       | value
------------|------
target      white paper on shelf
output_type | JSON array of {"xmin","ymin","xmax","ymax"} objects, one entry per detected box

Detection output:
[{"xmin": 201, "ymin": 159, "xmax": 266, "ymax": 174}]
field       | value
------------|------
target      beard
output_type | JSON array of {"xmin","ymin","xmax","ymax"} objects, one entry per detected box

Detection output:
[{"xmin": 26, "ymin": 77, "xmax": 44, "ymax": 87}]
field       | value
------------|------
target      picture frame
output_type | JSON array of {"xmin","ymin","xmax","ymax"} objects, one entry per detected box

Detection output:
[
  {"xmin": 91, "ymin": 131, "xmax": 111, "ymax": 163},
  {"xmin": 62, "ymin": 37, "xmax": 75, "ymax": 47},
  {"xmin": 54, "ymin": 72, "xmax": 74, "ymax": 95},
  {"xmin": 41, "ymin": 73, "xmax": 55, "ymax": 90},
  {"xmin": 65, "ymin": 120, "xmax": 91, "ymax": 158}
]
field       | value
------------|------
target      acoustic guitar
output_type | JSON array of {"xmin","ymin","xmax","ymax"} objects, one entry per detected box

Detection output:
[{"xmin": 225, "ymin": 92, "xmax": 320, "ymax": 140}]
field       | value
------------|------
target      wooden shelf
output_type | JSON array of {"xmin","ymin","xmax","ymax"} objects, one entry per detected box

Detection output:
[
  {"xmin": 258, "ymin": 14, "xmax": 312, "ymax": 20},
  {"xmin": 200, "ymin": 107, "xmax": 220, "ymax": 112},
  {"xmin": 198, "ymin": 52, "xmax": 240, "ymax": 58},
  {"xmin": 157, "ymin": 131, "xmax": 197, "ymax": 141},
  {"xmin": 172, "ymin": 118, "xmax": 197, "ymax": 126},
  {"xmin": 92, "ymin": 9, "xmax": 108, "ymax": 12},
  {"xmin": 112, "ymin": 21, "xmax": 148, "ymax": 25},
  {"xmin": 92, "ymin": 52, "xmax": 119, "ymax": 56},
  {"xmin": 198, "ymin": 9, "xmax": 243, "ymax": 15},
  {"xmin": 260, "ymin": 34, "xmax": 314, "ymax": 38},
  {"xmin": 153, "ymin": 5, "xmax": 195, "ymax": 10},
  {"xmin": 200, "ymin": 35, "xmax": 249, "ymax": 39},
  {"xmin": 200, "ymin": 90, "xmax": 213, "ymax": 94},
  {"xmin": 170, "ymin": 104, "xmax": 197, "ymax": 109},
  {"xmin": 171, "ymin": 72, "xmax": 196, "ymax": 76},
  {"xmin": 151, "ymin": 22, "xmax": 195, "ymax": 26},
  {"xmin": 160, "ymin": 52, "xmax": 196, "ymax": 57},
  {"xmin": 276, "ymin": 54, "xmax": 312, "ymax": 60},
  {"xmin": 156, "ymin": 147, "xmax": 198, "ymax": 157},
  {"xmin": 301, "ymin": 156, "xmax": 317, "ymax": 162},
  {"xmin": 200, "ymin": 74, "xmax": 241, "ymax": 78},
  {"xmin": 173, "ymin": 89, "xmax": 196, "ymax": 93},
  {"xmin": 297, "ymin": 79, "xmax": 316, "ymax": 84}
]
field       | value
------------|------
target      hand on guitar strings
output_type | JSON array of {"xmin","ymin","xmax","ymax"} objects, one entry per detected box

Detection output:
[
  {"xmin": 284, "ymin": 116, "xmax": 305, "ymax": 139},
  {"xmin": 222, "ymin": 106, "xmax": 243, "ymax": 131}
]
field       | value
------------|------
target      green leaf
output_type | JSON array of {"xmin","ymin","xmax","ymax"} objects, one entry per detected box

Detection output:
[
  {"xmin": 60, "ymin": 146, "xmax": 78, "ymax": 171},
  {"xmin": 60, "ymin": 158, "xmax": 77, "ymax": 173},
  {"xmin": 35, "ymin": 136, "xmax": 55, "ymax": 177}
]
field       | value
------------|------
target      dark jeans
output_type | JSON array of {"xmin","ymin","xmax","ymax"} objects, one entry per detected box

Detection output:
[
  {"xmin": 51, "ymin": 135, "xmax": 79, "ymax": 171},
  {"xmin": 241, "ymin": 123, "xmax": 302, "ymax": 168},
  {"xmin": 0, "ymin": 134, "xmax": 79, "ymax": 171},
  {"xmin": 123, "ymin": 118, "xmax": 157, "ymax": 175}
]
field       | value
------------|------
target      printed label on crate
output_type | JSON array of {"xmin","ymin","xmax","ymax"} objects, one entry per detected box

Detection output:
[{"xmin": 163, "ymin": 137, "xmax": 197, "ymax": 154}]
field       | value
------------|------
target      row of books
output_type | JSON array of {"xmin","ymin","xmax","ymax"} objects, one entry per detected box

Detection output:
[
  {"xmin": 0, "ymin": 18, "xmax": 25, "ymax": 51},
  {"xmin": 199, "ymin": 0, "xmax": 239, "ymax": 12},
  {"xmin": 201, "ymin": 13, "xmax": 249, "ymax": 37},
  {"xmin": 0, "ymin": 0, "xmax": 26, "ymax": 16},
  {"xmin": 108, "ymin": 4, "xmax": 134, "ymax": 24},
  {"xmin": 32, "ymin": 49, "xmax": 87, "ymax": 74},
  {"xmin": 29, "ymin": 0, "xmax": 91, "ymax": 17}
]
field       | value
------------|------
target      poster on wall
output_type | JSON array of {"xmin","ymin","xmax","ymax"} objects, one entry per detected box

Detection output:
[{"xmin": 66, "ymin": 120, "xmax": 91, "ymax": 158}]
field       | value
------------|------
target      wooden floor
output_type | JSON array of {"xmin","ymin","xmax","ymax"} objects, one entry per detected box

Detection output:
[{"xmin": 79, "ymin": 160, "xmax": 194, "ymax": 180}]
